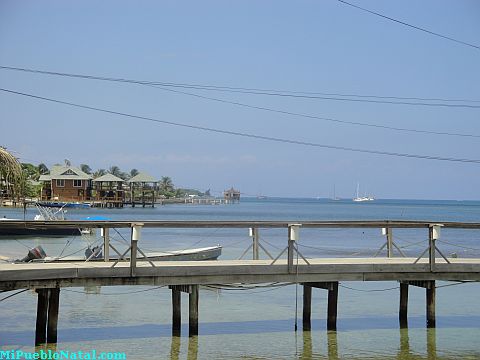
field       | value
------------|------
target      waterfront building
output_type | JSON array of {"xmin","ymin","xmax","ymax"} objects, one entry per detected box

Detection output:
[{"xmin": 39, "ymin": 165, "xmax": 92, "ymax": 202}]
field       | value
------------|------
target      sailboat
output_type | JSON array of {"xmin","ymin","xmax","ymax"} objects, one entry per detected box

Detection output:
[
  {"xmin": 331, "ymin": 184, "xmax": 340, "ymax": 201},
  {"xmin": 353, "ymin": 183, "xmax": 374, "ymax": 202}
]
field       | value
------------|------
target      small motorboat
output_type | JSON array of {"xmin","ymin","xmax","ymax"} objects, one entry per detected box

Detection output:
[{"xmin": 14, "ymin": 245, "xmax": 222, "ymax": 263}]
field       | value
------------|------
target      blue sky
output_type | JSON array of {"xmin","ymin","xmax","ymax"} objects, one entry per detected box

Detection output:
[{"xmin": 1, "ymin": 0, "xmax": 479, "ymax": 199}]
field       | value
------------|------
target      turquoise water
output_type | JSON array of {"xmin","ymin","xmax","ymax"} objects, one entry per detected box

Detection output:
[{"xmin": 1, "ymin": 198, "xmax": 479, "ymax": 359}]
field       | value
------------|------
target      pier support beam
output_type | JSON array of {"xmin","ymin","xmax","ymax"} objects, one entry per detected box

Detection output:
[
  {"xmin": 302, "ymin": 282, "xmax": 339, "ymax": 331},
  {"xmin": 35, "ymin": 289, "xmax": 49, "ymax": 346},
  {"xmin": 327, "ymin": 282, "xmax": 339, "ymax": 331},
  {"xmin": 169, "ymin": 285, "xmax": 199, "ymax": 337},
  {"xmin": 171, "ymin": 288, "xmax": 181, "ymax": 336},
  {"xmin": 302, "ymin": 284, "xmax": 312, "ymax": 331},
  {"xmin": 35, "ymin": 288, "xmax": 60, "ymax": 345},
  {"xmin": 401, "ymin": 280, "xmax": 436, "ymax": 328},
  {"xmin": 426, "ymin": 281, "xmax": 436, "ymax": 328},
  {"xmin": 189, "ymin": 285, "xmax": 199, "ymax": 337},
  {"xmin": 47, "ymin": 288, "xmax": 60, "ymax": 343},
  {"xmin": 399, "ymin": 282, "xmax": 409, "ymax": 328}
]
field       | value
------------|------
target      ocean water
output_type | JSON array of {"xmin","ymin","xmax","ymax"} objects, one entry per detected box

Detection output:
[{"xmin": 1, "ymin": 198, "xmax": 479, "ymax": 359}]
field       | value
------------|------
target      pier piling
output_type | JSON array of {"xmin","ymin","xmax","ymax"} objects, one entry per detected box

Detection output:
[
  {"xmin": 46, "ymin": 288, "xmax": 60, "ymax": 343},
  {"xmin": 189, "ymin": 285, "xmax": 199, "ymax": 336},
  {"xmin": 35, "ymin": 289, "xmax": 49, "ymax": 345},
  {"xmin": 399, "ymin": 282, "xmax": 409, "ymax": 328},
  {"xmin": 302, "ymin": 284, "xmax": 312, "ymax": 331},
  {"xmin": 35, "ymin": 288, "xmax": 60, "ymax": 345},
  {"xmin": 426, "ymin": 281, "xmax": 436, "ymax": 328},
  {"xmin": 302, "ymin": 282, "xmax": 339, "ymax": 331},
  {"xmin": 171, "ymin": 288, "xmax": 181, "ymax": 336}
]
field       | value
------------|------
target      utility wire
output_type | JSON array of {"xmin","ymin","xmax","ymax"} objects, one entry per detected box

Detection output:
[
  {"xmin": 151, "ymin": 85, "xmax": 480, "ymax": 138},
  {"xmin": 336, "ymin": 0, "xmax": 480, "ymax": 51},
  {"xmin": 1, "ymin": 65, "xmax": 480, "ymax": 106},
  {"xmin": 2, "ymin": 66, "xmax": 479, "ymax": 138},
  {"xmin": 0, "ymin": 289, "xmax": 29, "ymax": 302},
  {"xmin": 1, "ymin": 87, "xmax": 480, "ymax": 164}
]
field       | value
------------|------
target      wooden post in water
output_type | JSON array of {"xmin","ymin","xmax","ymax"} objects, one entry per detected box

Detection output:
[
  {"xmin": 189, "ymin": 285, "xmax": 199, "ymax": 336},
  {"xmin": 327, "ymin": 282, "xmax": 339, "ymax": 331},
  {"xmin": 171, "ymin": 288, "xmax": 181, "ymax": 336},
  {"xmin": 426, "ymin": 280, "xmax": 436, "ymax": 328},
  {"xmin": 304, "ymin": 282, "xmax": 339, "ymax": 331},
  {"xmin": 303, "ymin": 284, "xmax": 312, "ymax": 331},
  {"xmin": 47, "ymin": 288, "xmax": 60, "ymax": 343},
  {"xmin": 399, "ymin": 282, "xmax": 409, "ymax": 328},
  {"xmin": 35, "ymin": 288, "xmax": 49, "ymax": 345}
]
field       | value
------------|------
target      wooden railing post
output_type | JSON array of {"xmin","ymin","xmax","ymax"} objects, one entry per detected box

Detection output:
[
  {"xmin": 429, "ymin": 226, "xmax": 435, "ymax": 272},
  {"xmin": 387, "ymin": 228, "xmax": 393, "ymax": 258},
  {"xmin": 130, "ymin": 223, "xmax": 143, "ymax": 277},
  {"xmin": 288, "ymin": 224, "xmax": 301, "ymax": 273},
  {"xmin": 251, "ymin": 227, "xmax": 259, "ymax": 260},
  {"xmin": 102, "ymin": 227, "xmax": 110, "ymax": 262}
]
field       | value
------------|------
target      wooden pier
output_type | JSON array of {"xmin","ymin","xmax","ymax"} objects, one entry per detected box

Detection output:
[{"xmin": 0, "ymin": 220, "xmax": 479, "ymax": 344}]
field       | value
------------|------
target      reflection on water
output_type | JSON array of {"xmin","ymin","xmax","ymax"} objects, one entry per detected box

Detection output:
[
  {"xmin": 170, "ymin": 336, "xmax": 198, "ymax": 360},
  {"xmin": 164, "ymin": 327, "xmax": 471, "ymax": 360}
]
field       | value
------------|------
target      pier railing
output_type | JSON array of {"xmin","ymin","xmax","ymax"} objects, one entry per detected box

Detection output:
[{"xmin": 2, "ymin": 220, "xmax": 480, "ymax": 274}]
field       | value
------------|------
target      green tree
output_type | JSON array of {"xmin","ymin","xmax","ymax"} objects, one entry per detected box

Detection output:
[
  {"xmin": 108, "ymin": 165, "xmax": 122, "ymax": 177},
  {"xmin": 159, "ymin": 176, "xmax": 174, "ymax": 192},
  {"xmin": 158, "ymin": 176, "xmax": 175, "ymax": 198},
  {"xmin": 38, "ymin": 163, "xmax": 49, "ymax": 175},
  {"xmin": 130, "ymin": 169, "xmax": 139, "ymax": 178},
  {"xmin": 80, "ymin": 164, "xmax": 92, "ymax": 174},
  {"xmin": 93, "ymin": 169, "xmax": 107, "ymax": 178},
  {"xmin": 21, "ymin": 163, "xmax": 39, "ymax": 180}
]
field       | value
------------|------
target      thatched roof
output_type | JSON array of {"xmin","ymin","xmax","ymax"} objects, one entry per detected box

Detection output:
[
  {"xmin": 93, "ymin": 173, "xmax": 125, "ymax": 182},
  {"xmin": 127, "ymin": 172, "xmax": 157, "ymax": 183}
]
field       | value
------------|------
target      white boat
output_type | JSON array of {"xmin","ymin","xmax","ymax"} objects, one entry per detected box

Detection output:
[
  {"xmin": 13, "ymin": 245, "xmax": 222, "ymax": 263},
  {"xmin": 353, "ymin": 183, "xmax": 374, "ymax": 202}
]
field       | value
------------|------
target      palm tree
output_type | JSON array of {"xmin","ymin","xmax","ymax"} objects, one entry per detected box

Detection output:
[
  {"xmin": 159, "ymin": 176, "xmax": 174, "ymax": 193},
  {"xmin": 80, "ymin": 164, "xmax": 92, "ymax": 174},
  {"xmin": 93, "ymin": 169, "xmax": 107, "ymax": 178},
  {"xmin": 38, "ymin": 163, "xmax": 49, "ymax": 175},
  {"xmin": 108, "ymin": 165, "xmax": 122, "ymax": 178},
  {"xmin": 0, "ymin": 147, "xmax": 22, "ymax": 200},
  {"xmin": 130, "ymin": 169, "xmax": 139, "ymax": 178}
]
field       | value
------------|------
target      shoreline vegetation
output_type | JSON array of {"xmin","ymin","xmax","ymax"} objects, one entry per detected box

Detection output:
[{"xmin": 1, "ymin": 148, "xmax": 217, "ymax": 207}]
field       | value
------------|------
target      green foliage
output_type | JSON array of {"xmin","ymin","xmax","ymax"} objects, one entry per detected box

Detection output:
[
  {"xmin": 80, "ymin": 164, "xmax": 92, "ymax": 174},
  {"xmin": 21, "ymin": 163, "xmax": 39, "ymax": 180}
]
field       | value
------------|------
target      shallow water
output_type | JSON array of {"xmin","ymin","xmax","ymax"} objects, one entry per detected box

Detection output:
[{"xmin": 1, "ymin": 198, "xmax": 479, "ymax": 359}]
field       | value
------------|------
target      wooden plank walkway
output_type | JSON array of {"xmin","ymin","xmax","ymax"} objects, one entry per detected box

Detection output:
[{"xmin": 2, "ymin": 257, "xmax": 480, "ymax": 291}]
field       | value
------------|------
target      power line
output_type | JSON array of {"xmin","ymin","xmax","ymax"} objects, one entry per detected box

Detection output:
[
  {"xmin": 1, "ymin": 87, "xmax": 479, "ymax": 164},
  {"xmin": 1, "ymin": 65, "xmax": 480, "ymax": 108},
  {"xmin": 150, "ymin": 84, "xmax": 480, "ymax": 139},
  {"xmin": 1, "ymin": 66, "xmax": 479, "ymax": 139},
  {"xmin": 336, "ymin": 0, "xmax": 480, "ymax": 51}
]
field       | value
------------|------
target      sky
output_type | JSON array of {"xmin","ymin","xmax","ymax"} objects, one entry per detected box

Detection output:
[{"xmin": 1, "ymin": 0, "xmax": 479, "ymax": 200}]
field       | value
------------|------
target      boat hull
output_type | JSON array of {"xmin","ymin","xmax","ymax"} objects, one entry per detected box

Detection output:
[
  {"xmin": 42, "ymin": 246, "xmax": 222, "ymax": 262},
  {"xmin": 0, "ymin": 227, "xmax": 82, "ymax": 236}
]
